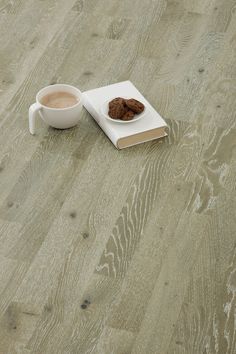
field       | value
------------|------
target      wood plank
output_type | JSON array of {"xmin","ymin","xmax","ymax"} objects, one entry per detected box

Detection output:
[
  {"xmin": 0, "ymin": 0, "xmax": 80, "ymax": 114},
  {"xmin": 194, "ymin": 15, "xmax": 236, "ymax": 130},
  {"xmin": 0, "ymin": 301, "xmax": 40, "ymax": 353},
  {"xmin": 0, "ymin": 255, "xmax": 29, "ymax": 318},
  {"xmin": 167, "ymin": 192, "xmax": 236, "ymax": 354},
  {"xmin": 91, "ymin": 327, "xmax": 135, "ymax": 354},
  {"xmin": 0, "ymin": 220, "xmax": 22, "ymax": 257},
  {"xmin": 107, "ymin": 182, "xmax": 195, "ymax": 333},
  {"xmin": 27, "ymin": 274, "xmax": 121, "ymax": 353},
  {"xmin": 130, "ymin": 213, "xmax": 210, "ymax": 354},
  {"xmin": 150, "ymin": 28, "xmax": 223, "ymax": 122}
]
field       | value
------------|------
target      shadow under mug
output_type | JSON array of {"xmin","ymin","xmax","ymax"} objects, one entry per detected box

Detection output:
[{"xmin": 29, "ymin": 84, "xmax": 83, "ymax": 134}]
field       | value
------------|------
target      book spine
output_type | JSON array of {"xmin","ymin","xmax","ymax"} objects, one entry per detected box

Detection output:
[{"xmin": 82, "ymin": 93, "xmax": 118, "ymax": 149}]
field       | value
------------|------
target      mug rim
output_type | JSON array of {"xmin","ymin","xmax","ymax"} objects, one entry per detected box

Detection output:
[{"xmin": 36, "ymin": 84, "xmax": 82, "ymax": 111}]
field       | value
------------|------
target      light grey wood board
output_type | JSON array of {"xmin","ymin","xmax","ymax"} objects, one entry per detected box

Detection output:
[{"xmin": 167, "ymin": 192, "xmax": 236, "ymax": 354}]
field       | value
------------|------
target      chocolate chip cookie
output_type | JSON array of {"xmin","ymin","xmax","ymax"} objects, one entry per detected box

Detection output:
[
  {"xmin": 109, "ymin": 97, "xmax": 125, "ymax": 108},
  {"xmin": 121, "ymin": 110, "xmax": 135, "ymax": 121},
  {"xmin": 108, "ymin": 105, "xmax": 127, "ymax": 119},
  {"xmin": 108, "ymin": 97, "xmax": 127, "ymax": 119},
  {"xmin": 125, "ymin": 98, "xmax": 145, "ymax": 114}
]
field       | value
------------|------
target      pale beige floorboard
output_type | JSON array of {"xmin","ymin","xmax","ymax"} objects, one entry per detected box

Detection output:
[
  {"xmin": 90, "ymin": 327, "xmax": 136, "ymax": 354},
  {"xmin": 167, "ymin": 192, "xmax": 236, "ymax": 354},
  {"xmin": 0, "ymin": 0, "xmax": 80, "ymax": 114},
  {"xmin": 130, "ymin": 212, "xmax": 211, "ymax": 354},
  {"xmin": 106, "ymin": 182, "xmax": 195, "ymax": 333},
  {"xmin": 194, "ymin": 13, "xmax": 236, "ymax": 130}
]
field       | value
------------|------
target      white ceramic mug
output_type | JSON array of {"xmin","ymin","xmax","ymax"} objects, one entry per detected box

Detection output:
[{"xmin": 29, "ymin": 84, "xmax": 83, "ymax": 134}]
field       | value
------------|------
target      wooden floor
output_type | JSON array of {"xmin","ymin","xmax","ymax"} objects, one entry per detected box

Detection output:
[{"xmin": 0, "ymin": 0, "xmax": 236, "ymax": 353}]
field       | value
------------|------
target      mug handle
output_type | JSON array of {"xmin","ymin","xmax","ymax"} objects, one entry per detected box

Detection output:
[{"xmin": 29, "ymin": 102, "xmax": 42, "ymax": 135}]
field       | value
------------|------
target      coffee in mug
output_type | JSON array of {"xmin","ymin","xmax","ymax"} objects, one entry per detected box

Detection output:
[
  {"xmin": 29, "ymin": 84, "xmax": 83, "ymax": 134},
  {"xmin": 40, "ymin": 91, "xmax": 80, "ymax": 109}
]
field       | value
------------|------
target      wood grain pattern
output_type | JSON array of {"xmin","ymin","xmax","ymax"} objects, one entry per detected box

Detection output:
[
  {"xmin": 167, "ymin": 192, "xmax": 236, "ymax": 354},
  {"xmin": 0, "ymin": 0, "xmax": 236, "ymax": 353}
]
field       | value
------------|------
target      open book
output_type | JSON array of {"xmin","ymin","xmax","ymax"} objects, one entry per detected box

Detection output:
[{"xmin": 83, "ymin": 81, "xmax": 168, "ymax": 149}]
